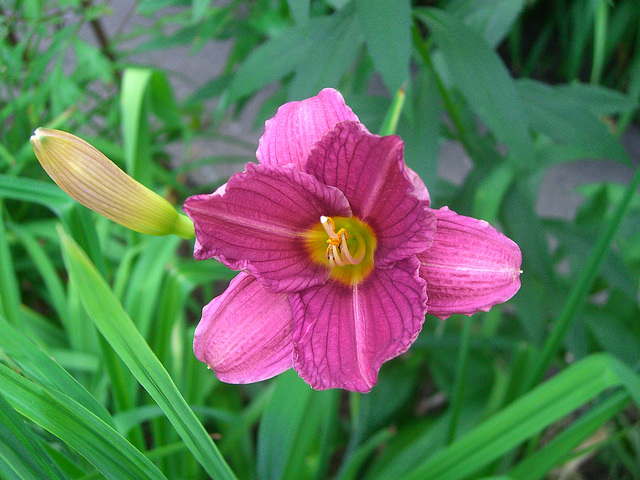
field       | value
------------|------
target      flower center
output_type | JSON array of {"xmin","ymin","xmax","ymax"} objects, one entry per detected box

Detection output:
[
  {"xmin": 321, "ymin": 215, "xmax": 365, "ymax": 268},
  {"xmin": 304, "ymin": 215, "xmax": 376, "ymax": 285}
]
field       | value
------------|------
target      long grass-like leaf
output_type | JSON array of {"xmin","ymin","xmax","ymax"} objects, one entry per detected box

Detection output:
[
  {"xmin": 0, "ymin": 205, "xmax": 21, "ymax": 326},
  {"xmin": 59, "ymin": 227, "xmax": 237, "ymax": 480},
  {"xmin": 401, "ymin": 353, "xmax": 635, "ymax": 480},
  {"xmin": 0, "ymin": 314, "xmax": 114, "ymax": 427},
  {"xmin": 0, "ymin": 364, "xmax": 166, "ymax": 480},
  {"xmin": 0, "ymin": 392, "xmax": 71, "ymax": 480},
  {"xmin": 524, "ymin": 165, "xmax": 640, "ymax": 389}
]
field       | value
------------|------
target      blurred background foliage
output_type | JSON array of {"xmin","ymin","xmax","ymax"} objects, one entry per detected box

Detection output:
[{"xmin": 1, "ymin": 0, "xmax": 640, "ymax": 479}]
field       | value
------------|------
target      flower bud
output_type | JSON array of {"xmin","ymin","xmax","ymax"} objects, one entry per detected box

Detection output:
[{"xmin": 31, "ymin": 128, "xmax": 194, "ymax": 239}]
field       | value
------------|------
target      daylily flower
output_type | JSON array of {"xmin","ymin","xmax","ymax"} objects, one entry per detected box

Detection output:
[{"xmin": 184, "ymin": 89, "xmax": 522, "ymax": 392}]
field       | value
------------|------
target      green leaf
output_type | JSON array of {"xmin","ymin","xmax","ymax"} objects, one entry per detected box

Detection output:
[
  {"xmin": 473, "ymin": 163, "xmax": 517, "ymax": 223},
  {"xmin": 0, "ymin": 364, "xmax": 166, "ymax": 480},
  {"xmin": 555, "ymin": 83, "xmax": 638, "ymax": 117},
  {"xmin": 401, "ymin": 354, "xmax": 635, "ymax": 480},
  {"xmin": 518, "ymin": 79, "xmax": 630, "ymax": 165},
  {"xmin": 355, "ymin": 0, "xmax": 411, "ymax": 92},
  {"xmin": 399, "ymin": 69, "xmax": 441, "ymax": 195},
  {"xmin": 508, "ymin": 390, "xmax": 629, "ymax": 480},
  {"xmin": 288, "ymin": 6, "xmax": 363, "ymax": 100},
  {"xmin": 228, "ymin": 17, "xmax": 332, "ymax": 102},
  {"xmin": 0, "ymin": 392, "xmax": 71, "ymax": 480},
  {"xmin": 0, "ymin": 314, "xmax": 114, "ymax": 427},
  {"xmin": 121, "ymin": 68, "xmax": 153, "ymax": 182},
  {"xmin": 415, "ymin": 8, "xmax": 533, "ymax": 165},
  {"xmin": 257, "ymin": 370, "xmax": 313, "ymax": 480},
  {"xmin": 0, "ymin": 205, "xmax": 21, "ymax": 326},
  {"xmin": 58, "ymin": 228, "xmax": 237, "ymax": 480},
  {"xmin": 0, "ymin": 175, "xmax": 71, "ymax": 215},
  {"xmin": 447, "ymin": 0, "xmax": 525, "ymax": 48},
  {"xmin": 287, "ymin": 0, "xmax": 309, "ymax": 24}
]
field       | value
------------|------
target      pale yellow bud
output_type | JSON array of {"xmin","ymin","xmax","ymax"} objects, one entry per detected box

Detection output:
[{"xmin": 31, "ymin": 128, "xmax": 194, "ymax": 239}]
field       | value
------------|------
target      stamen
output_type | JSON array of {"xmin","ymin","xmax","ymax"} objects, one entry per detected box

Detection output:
[
  {"xmin": 321, "ymin": 216, "xmax": 339, "ymax": 239},
  {"xmin": 331, "ymin": 244, "xmax": 346, "ymax": 266},
  {"xmin": 340, "ymin": 234, "xmax": 365, "ymax": 265},
  {"xmin": 319, "ymin": 216, "xmax": 366, "ymax": 269}
]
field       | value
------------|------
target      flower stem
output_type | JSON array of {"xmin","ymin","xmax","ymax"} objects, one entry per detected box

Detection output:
[
  {"xmin": 411, "ymin": 24, "xmax": 474, "ymax": 157},
  {"xmin": 379, "ymin": 85, "xmax": 406, "ymax": 136}
]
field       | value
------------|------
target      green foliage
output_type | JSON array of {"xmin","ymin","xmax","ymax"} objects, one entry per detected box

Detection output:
[{"xmin": 1, "ymin": 0, "xmax": 640, "ymax": 479}]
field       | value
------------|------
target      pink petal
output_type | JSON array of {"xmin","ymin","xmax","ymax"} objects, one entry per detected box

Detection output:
[
  {"xmin": 306, "ymin": 121, "xmax": 436, "ymax": 266},
  {"xmin": 291, "ymin": 257, "xmax": 426, "ymax": 392},
  {"xmin": 257, "ymin": 88, "xmax": 360, "ymax": 170},
  {"xmin": 194, "ymin": 272, "xmax": 293, "ymax": 383},
  {"xmin": 405, "ymin": 165, "xmax": 431, "ymax": 206},
  {"xmin": 183, "ymin": 163, "xmax": 352, "ymax": 292},
  {"xmin": 419, "ymin": 207, "xmax": 522, "ymax": 319}
]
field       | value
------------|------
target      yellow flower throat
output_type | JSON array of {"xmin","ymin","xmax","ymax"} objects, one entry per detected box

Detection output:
[{"xmin": 305, "ymin": 215, "xmax": 376, "ymax": 285}]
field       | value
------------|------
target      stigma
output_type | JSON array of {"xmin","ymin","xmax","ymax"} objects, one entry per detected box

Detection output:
[{"xmin": 320, "ymin": 216, "xmax": 365, "ymax": 268}]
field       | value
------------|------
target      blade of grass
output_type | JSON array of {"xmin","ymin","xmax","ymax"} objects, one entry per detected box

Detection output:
[
  {"xmin": 590, "ymin": 0, "xmax": 608, "ymax": 85},
  {"xmin": 508, "ymin": 390, "xmax": 629, "ymax": 480},
  {"xmin": 523, "ymin": 165, "xmax": 640, "ymax": 391},
  {"xmin": 0, "ymin": 364, "xmax": 166, "ymax": 480},
  {"xmin": 10, "ymin": 224, "xmax": 68, "ymax": 319},
  {"xmin": 0, "ymin": 204, "xmax": 21, "ymax": 327},
  {"xmin": 58, "ymin": 227, "xmax": 237, "ymax": 480},
  {"xmin": 0, "ymin": 314, "xmax": 114, "ymax": 427},
  {"xmin": 0, "ymin": 392, "xmax": 71, "ymax": 480},
  {"xmin": 120, "ymin": 67, "xmax": 152, "ymax": 183},
  {"xmin": 446, "ymin": 316, "xmax": 472, "ymax": 445},
  {"xmin": 400, "ymin": 353, "xmax": 629, "ymax": 480}
]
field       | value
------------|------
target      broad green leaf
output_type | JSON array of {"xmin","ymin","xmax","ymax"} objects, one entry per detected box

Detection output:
[
  {"xmin": 228, "ymin": 16, "xmax": 332, "ymax": 102},
  {"xmin": 473, "ymin": 163, "xmax": 517, "ymax": 223},
  {"xmin": 0, "ymin": 364, "xmax": 166, "ymax": 480},
  {"xmin": 555, "ymin": 83, "xmax": 638, "ymax": 116},
  {"xmin": 355, "ymin": 0, "xmax": 411, "ymax": 92},
  {"xmin": 586, "ymin": 311, "xmax": 640, "ymax": 367},
  {"xmin": 518, "ymin": 79, "xmax": 630, "ymax": 165},
  {"xmin": 59, "ymin": 228, "xmax": 237, "ymax": 480},
  {"xmin": 415, "ymin": 8, "xmax": 533, "ymax": 165},
  {"xmin": 399, "ymin": 69, "xmax": 441, "ymax": 195},
  {"xmin": 0, "ymin": 392, "xmax": 71, "ymax": 480},
  {"xmin": 289, "ymin": 5, "xmax": 362, "ymax": 100},
  {"xmin": 287, "ymin": 0, "xmax": 309, "ymax": 24},
  {"xmin": 447, "ymin": 0, "xmax": 525, "ymax": 47}
]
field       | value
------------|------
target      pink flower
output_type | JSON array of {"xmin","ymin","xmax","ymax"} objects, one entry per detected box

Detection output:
[{"xmin": 183, "ymin": 89, "xmax": 521, "ymax": 392}]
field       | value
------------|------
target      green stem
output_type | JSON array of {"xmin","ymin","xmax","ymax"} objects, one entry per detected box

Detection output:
[
  {"xmin": 411, "ymin": 24, "xmax": 474, "ymax": 156},
  {"xmin": 446, "ymin": 316, "xmax": 472, "ymax": 445},
  {"xmin": 590, "ymin": 0, "xmax": 608, "ymax": 85},
  {"xmin": 379, "ymin": 85, "xmax": 406, "ymax": 136},
  {"xmin": 524, "ymin": 165, "xmax": 640, "ymax": 391}
]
